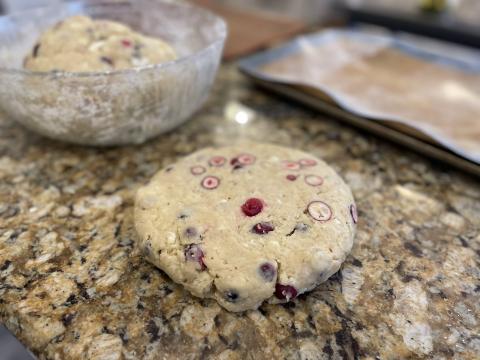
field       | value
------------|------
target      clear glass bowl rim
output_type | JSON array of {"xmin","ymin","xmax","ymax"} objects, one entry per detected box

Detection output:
[{"xmin": 0, "ymin": 0, "xmax": 227, "ymax": 78}]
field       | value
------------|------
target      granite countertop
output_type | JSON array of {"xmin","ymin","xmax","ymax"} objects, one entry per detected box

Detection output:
[{"xmin": 0, "ymin": 65, "xmax": 479, "ymax": 360}]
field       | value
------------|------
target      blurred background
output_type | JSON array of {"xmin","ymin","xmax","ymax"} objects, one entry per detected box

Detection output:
[
  {"xmin": 1, "ymin": 0, "xmax": 479, "ymax": 27},
  {"xmin": 0, "ymin": 0, "xmax": 478, "ymax": 359},
  {"xmin": 1, "ymin": 0, "xmax": 479, "ymax": 57}
]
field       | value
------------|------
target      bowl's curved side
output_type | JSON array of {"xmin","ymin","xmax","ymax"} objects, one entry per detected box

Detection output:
[{"xmin": 0, "ymin": 0, "xmax": 226, "ymax": 145}]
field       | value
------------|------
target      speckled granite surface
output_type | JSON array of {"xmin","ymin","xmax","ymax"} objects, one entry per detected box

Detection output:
[{"xmin": 0, "ymin": 65, "xmax": 479, "ymax": 360}]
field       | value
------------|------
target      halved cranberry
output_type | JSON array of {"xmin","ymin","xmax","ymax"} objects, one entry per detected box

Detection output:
[
  {"xmin": 184, "ymin": 244, "xmax": 206, "ymax": 270},
  {"xmin": 286, "ymin": 174, "xmax": 297, "ymax": 181},
  {"xmin": 252, "ymin": 222, "xmax": 274, "ymax": 234},
  {"xmin": 282, "ymin": 161, "xmax": 301, "ymax": 170},
  {"xmin": 241, "ymin": 198, "xmax": 263, "ymax": 216},
  {"xmin": 350, "ymin": 204, "xmax": 358, "ymax": 224},
  {"xmin": 299, "ymin": 159, "xmax": 317, "ymax": 167},
  {"xmin": 259, "ymin": 262, "xmax": 276, "ymax": 282},
  {"xmin": 201, "ymin": 176, "xmax": 220, "ymax": 189},
  {"xmin": 190, "ymin": 165, "xmax": 206, "ymax": 175},
  {"xmin": 230, "ymin": 154, "xmax": 255, "ymax": 167},
  {"xmin": 121, "ymin": 39, "xmax": 132, "ymax": 47},
  {"xmin": 304, "ymin": 175, "xmax": 323, "ymax": 186},
  {"xmin": 306, "ymin": 201, "xmax": 332, "ymax": 222},
  {"xmin": 274, "ymin": 284, "xmax": 297, "ymax": 300},
  {"xmin": 237, "ymin": 154, "xmax": 256, "ymax": 165},
  {"xmin": 208, "ymin": 156, "xmax": 226, "ymax": 167}
]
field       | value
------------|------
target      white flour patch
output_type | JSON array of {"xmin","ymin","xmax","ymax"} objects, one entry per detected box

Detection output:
[
  {"xmin": 341, "ymin": 265, "xmax": 364, "ymax": 305},
  {"xmin": 391, "ymin": 280, "xmax": 433, "ymax": 355}
]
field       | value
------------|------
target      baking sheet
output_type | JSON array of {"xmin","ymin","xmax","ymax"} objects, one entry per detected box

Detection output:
[{"xmin": 239, "ymin": 29, "xmax": 480, "ymax": 165}]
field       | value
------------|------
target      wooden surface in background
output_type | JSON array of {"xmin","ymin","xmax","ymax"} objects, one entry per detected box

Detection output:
[{"xmin": 192, "ymin": 0, "xmax": 307, "ymax": 60}]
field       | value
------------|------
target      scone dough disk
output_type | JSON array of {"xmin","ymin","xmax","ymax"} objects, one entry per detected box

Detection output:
[
  {"xmin": 135, "ymin": 143, "xmax": 357, "ymax": 312},
  {"xmin": 24, "ymin": 15, "xmax": 176, "ymax": 72}
]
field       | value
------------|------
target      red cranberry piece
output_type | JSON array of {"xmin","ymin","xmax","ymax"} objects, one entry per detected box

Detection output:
[
  {"xmin": 230, "ymin": 157, "xmax": 243, "ymax": 170},
  {"xmin": 299, "ymin": 159, "xmax": 317, "ymax": 167},
  {"xmin": 274, "ymin": 284, "xmax": 297, "ymax": 300},
  {"xmin": 190, "ymin": 165, "xmax": 206, "ymax": 175},
  {"xmin": 282, "ymin": 161, "xmax": 301, "ymax": 170},
  {"xmin": 184, "ymin": 244, "xmax": 206, "ymax": 271},
  {"xmin": 286, "ymin": 174, "xmax": 297, "ymax": 181},
  {"xmin": 304, "ymin": 175, "xmax": 323, "ymax": 186},
  {"xmin": 252, "ymin": 222, "xmax": 274, "ymax": 234},
  {"xmin": 306, "ymin": 201, "xmax": 332, "ymax": 222},
  {"xmin": 237, "ymin": 154, "xmax": 256, "ymax": 165},
  {"xmin": 241, "ymin": 198, "xmax": 263, "ymax": 216},
  {"xmin": 350, "ymin": 204, "xmax": 358, "ymax": 224},
  {"xmin": 259, "ymin": 262, "xmax": 276, "ymax": 282},
  {"xmin": 121, "ymin": 39, "xmax": 132, "ymax": 47},
  {"xmin": 201, "ymin": 176, "xmax": 220, "ymax": 189},
  {"xmin": 208, "ymin": 156, "xmax": 226, "ymax": 167}
]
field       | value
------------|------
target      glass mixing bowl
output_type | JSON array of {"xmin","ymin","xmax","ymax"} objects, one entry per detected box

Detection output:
[{"xmin": 0, "ymin": 0, "xmax": 226, "ymax": 145}]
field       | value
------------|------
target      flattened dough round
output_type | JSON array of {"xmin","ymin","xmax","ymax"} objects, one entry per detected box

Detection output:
[
  {"xmin": 24, "ymin": 15, "xmax": 176, "ymax": 72},
  {"xmin": 135, "ymin": 143, "xmax": 357, "ymax": 312}
]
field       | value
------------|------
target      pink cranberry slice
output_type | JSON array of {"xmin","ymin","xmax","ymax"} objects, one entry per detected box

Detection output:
[
  {"xmin": 121, "ymin": 39, "xmax": 132, "ymax": 47},
  {"xmin": 282, "ymin": 161, "xmax": 301, "ymax": 171},
  {"xmin": 184, "ymin": 244, "xmax": 206, "ymax": 271},
  {"xmin": 274, "ymin": 284, "xmax": 298, "ymax": 300},
  {"xmin": 201, "ymin": 176, "xmax": 220, "ymax": 189},
  {"xmin": 252, "ymin": 222, "xmax": 274, "ymax": 234},
  {"xmin": 190, "ymin": 165, "xmax": 206, "ymax": 175},
  {"xmin": 299, "ymin": 159, "xmax": 317, "ymax": 167},
  {"xmin": 306, "ymin": 201, "xmax": 332, "ymax": 222},
  {"xmin": 241, "ymin": 198, "xmax": 263, "ymax": 216},
  {"xmin": 237, "ymin": 154, "xmax": 256, "ymax": 165},
  {"xmin": 259, "ymin": 262, "xmax": 276, "ymax": 282},
  {"xmin": 350, "ymin": 204, "xmax": 358, "ymax": 224},
  {"xmin": 286, "ymin": 174, "xmax": 297, "ymax": 181},
  {"xmin": 304, "ymin": 175, "xmax": 324, "ymax": 186},
  {"xmin": 208, "ymin": 156, "xmax": 226, "ymax": 167}
]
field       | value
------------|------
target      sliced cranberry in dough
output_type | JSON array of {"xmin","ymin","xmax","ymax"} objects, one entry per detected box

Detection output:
[
  {"xmin": 237, "ymin": 153, "xmax": 256, "ymax": 165},
  {"xmin": 299, "ymin": 158, "xmax": 317, "ymax": 167},
  {"xmin": 307, "ymin": 201, "xmax": 332, "ymax": 222},
  {"xmin": 304, "ymin": 175, "xmax": 323, "ymax": 186},
  {"xmin": 184, "ymin": 244, "xmax": 206, "ymax": 271},
  {"xmin": 201, "ymin": 176, "xmax": 220, "ymax": 189},
  {"xmin": 209, "ymin": 156, "xmax": 226, "ymax": 167},
  {"xmin": 350, "ymin": 204, "xmax": 358, "ymax": 224},
  {"xmin": 190, "ymin": 165, "xmax": 206, "ymax": 175},
  {"xmin": 282, "ymin": 161, "xmax": 301, "ymax": 170}
]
